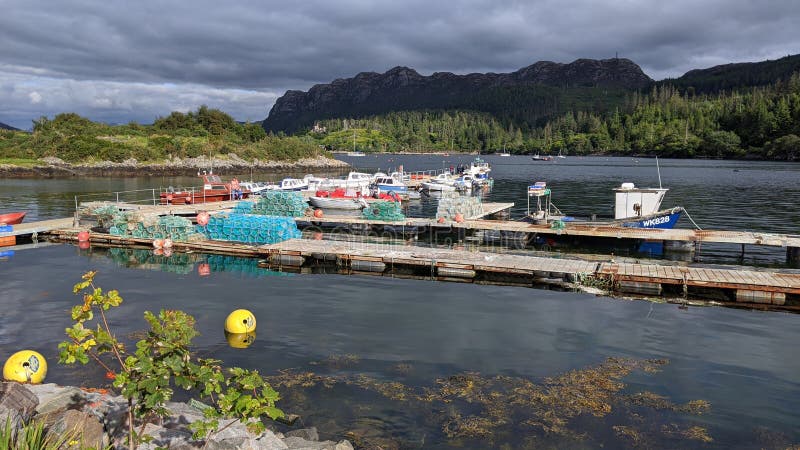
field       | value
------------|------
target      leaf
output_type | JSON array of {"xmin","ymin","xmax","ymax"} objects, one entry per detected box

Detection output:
[
  {"xmin": 72, "ymin": 280, "xmax": 91, "ymax": 293},
  {"xmin": 265, "ymin": 406, "xmax": 285, "ymax": 420}
]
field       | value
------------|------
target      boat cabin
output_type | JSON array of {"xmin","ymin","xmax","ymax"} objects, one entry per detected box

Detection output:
[
  {"xmin": 613, "ymin": 183, "xmax": 668, "ymax": 219},
  {"xmin": 373, "ymin": 176, "xmax": 408, "ymax": 193}
]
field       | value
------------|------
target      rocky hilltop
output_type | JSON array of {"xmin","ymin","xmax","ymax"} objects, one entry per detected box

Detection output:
[
  {"xmin": 0, "ymin": 121, "xmax": 18, "ymax": 130},
  {"xmin": 263, "ymin": 58, "xmax": 653, "ymax": 132}
]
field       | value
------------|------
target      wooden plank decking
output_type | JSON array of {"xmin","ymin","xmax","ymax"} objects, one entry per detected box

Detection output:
[
  {"xmin": 39, "ymin": 229, "xmax": 800, "ymax": 307},
  {"xmin": 260, "ymin": 239, "xmax": 800, "ymax": 295}
]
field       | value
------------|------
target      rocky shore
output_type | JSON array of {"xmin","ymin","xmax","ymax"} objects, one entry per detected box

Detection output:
[
  {"xmin": 1, "ymin": 381, "xmax": 353, "ymax": 449},
  {"xmin": 0, "ymin": 155, "xmax": 350, "ymax": 178}
]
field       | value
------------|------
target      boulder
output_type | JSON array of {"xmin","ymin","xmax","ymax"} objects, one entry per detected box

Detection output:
[
  {"xmin": 138, "ymin": 422, "xmax": 198, "ymax": 449},
  {"xmin": 45, "ymin": 409, "xmax": 105, "ymax": 449},
  {"xmin": 285, "ymin": 426, "xmax": 319, "ymax": 441},
  {"xmin": 0, "ymin": 382, "xmax": 38, "ymax": 428},
  {"xmin": 25, "ymin": 383, "xmax": 84, "ymax": 416},
  {"xmin": 282, "ymin": 436, "xmax": 343, "ymax": 449}
]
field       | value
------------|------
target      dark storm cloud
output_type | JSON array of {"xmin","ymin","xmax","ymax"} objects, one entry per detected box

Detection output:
[{"xmin": 1, "ymin": 0, "xmax": 798, "ymax": 128}]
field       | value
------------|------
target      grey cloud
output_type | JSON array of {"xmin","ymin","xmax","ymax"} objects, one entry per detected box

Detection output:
[{"xmin": 1, "ymin": 0, "xmax": 798, "ymax": 128}]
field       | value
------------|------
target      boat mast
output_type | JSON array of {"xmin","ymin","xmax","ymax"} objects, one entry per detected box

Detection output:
[{"xmin": 656, "ymin": 156, "xmax": 662, "ymax": 189}]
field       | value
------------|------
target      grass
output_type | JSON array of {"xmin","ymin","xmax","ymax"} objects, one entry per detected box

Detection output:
[
  {"xmin": 0, "ymin": 158, "xmax": 42, "ymax": 167},
  {"xmin": 0, "ymin": 417, "xmax": 77, "ymax": 450}
]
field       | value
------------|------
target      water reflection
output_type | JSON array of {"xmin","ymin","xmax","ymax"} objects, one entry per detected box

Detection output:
[
  {"xmin": 1, "ymin": 244, "xmax": 799, "ymax": 449},
  {"xmin": 102, "ymin": 247, "xmax": 294, "ymax": 278}
]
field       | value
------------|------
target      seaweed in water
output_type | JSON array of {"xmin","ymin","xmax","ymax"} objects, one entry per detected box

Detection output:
[{"xmin": 265, "ymin": 357, "xmax": 715, "ymax": 448}]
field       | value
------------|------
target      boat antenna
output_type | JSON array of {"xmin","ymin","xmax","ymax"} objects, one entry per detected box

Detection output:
[{"xmin": 656, "ymin": 156, "xmax": 662, "ymax": 189}]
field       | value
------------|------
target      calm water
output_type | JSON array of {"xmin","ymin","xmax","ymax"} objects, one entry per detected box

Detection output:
[{"xmin": 1, "ymin": 156, "xmax": 800, "ymax": 448}]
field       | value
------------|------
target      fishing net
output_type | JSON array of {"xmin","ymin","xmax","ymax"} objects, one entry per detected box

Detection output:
[
  {"xmin": 361, "ymin": 201, "xmax": 406, "ymax": 221},
  {"xmin": 436, "ymin": 192, "xmax": 483, "ymax": 220},
  {"xmin": 250, "ymin": 192, "xmax": 309, "ymax": 217},
  {"xmin": 99, "ymin": 206, "xmax": 203, "ymax": 242},
  {"xmin": 194, "ymin": 213, "xmax": 301, "ymax": 245}
]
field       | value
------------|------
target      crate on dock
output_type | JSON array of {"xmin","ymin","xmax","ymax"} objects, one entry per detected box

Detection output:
[
  {"xmin": 436, "ymin": 192, "xmax": 483, "ymax": 220},
  {"xmin": 101, "ymin": 206, "xmax": 204, "ymax": 242},
  {"xmin": 250, "ymin": 191, "xmax": 308, "ymax": 217},
  {"xmin": 194, "ymin": 213, "xmax": 301, "ymax": 245},
  {"xmin": 361, "ymin": 201, "xmax": 405, "ymax": 221}
]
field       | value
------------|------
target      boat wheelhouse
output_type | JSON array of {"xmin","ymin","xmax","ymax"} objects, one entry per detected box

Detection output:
[{"xmin": 160, "ymin": 173, "xmax": 250, "ymax": 205}]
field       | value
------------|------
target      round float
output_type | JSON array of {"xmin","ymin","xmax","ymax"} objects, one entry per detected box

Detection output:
[
  {"xmin": 224, "ymin": 309, "xmax": 256, "ymax": 334},
  {"xmin": 3, "ymin": 350, "xmax": 47, "ymax": 384}
]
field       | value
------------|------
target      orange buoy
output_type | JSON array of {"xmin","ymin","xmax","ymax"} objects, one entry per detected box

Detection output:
[
  {"xmin": 153, "ymin": 238, "xmax": 164, "ymax": 249},
  {"xmin": 454, "ymin": 213, "xmax": 464, "ymax": 223},
  {"xmin": 197, "ymin": 211, "xmax": 210, "ymax": 226},
  {"xmin": 162, "ymin": 238, "xmax": 173, "ymax": 248},
  {"xmin": 153, "ymin": 248, "xmax": 164, "ymax": 256},
  {"xmin": 313, "ymin": 209, "xmax": 324, "ymax": 218},
  {"xmin": 437, "ymin": 217, "xmax": 446, "ymax": 224},
  {"xmin": 77, "ymin": 231, "xmax": 90, "ymax": 242}
]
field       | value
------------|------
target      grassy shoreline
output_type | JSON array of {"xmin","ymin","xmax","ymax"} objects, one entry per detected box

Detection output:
[{"xmin": 0, "ymin": 155, "xmax": 349, "ymax": 178}]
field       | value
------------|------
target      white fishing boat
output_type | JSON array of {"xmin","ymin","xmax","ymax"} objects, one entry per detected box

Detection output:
[
  {"xmin": 318, "ymin": 172, "xmax": 373, "ymax": 194},
  {"xmin": 420, "ymin": 173, "xmax": 457, "ymax": 191},
  {"xmin": 239, "ymin": 181, "xmax": 270, "ymax": 195},
  {"xmin": 525, "ymin": 182, "xmax": 682, "ymax": 229},
  {"xmin": 462, "ymin": 157, "xmax": 492, "ymax": 185},
  {"xmin": 264, "ymin": 177, "xmax": 309, "ymax": 191},
  {"xmin": 309, "ymin": 196, "xmax": 367, "ymax": 210},
  {"xmin": 373, "ymin": 176, "xmax": 408, "ymax": 194}
]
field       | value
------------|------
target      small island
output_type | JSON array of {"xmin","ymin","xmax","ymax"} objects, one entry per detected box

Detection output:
[{"xmin": 0, "ymin": 107, "xmax": 348, "ymax": 178}]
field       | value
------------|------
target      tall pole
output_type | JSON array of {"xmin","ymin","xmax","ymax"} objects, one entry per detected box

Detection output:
[{"xmin": 656, "ymin": 156, "xmax": 662, "ymax": 189}]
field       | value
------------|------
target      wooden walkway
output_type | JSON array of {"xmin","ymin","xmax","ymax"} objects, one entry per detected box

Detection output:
[
  {"xmin": 7, "ymin": 200, "xmax": 799, "ymax": 254},
  {"xmin": 41, "ymin": 230, "xmax": 800, "ymax": 308},
  {"xmin": 599, "ymin": 262, "xmax": 800, "ymax": 295},
  {"xmin": 2, "ymin": 218, "xmax": 74, "ymax": 237}
]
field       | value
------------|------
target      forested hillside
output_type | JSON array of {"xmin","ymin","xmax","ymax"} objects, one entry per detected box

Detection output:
[{"xmin": 306, "ymin": 72, "xmax": 800, "ymax": 160}]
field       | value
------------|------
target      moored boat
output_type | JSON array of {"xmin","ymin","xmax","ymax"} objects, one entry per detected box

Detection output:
[
  {"xmin": 160, "ymin": 173, "xmax": 250, "ymax": 205},
  {"xmin": 309, "ymin": 196, "xmax": 366, "ymax": 210},
  {"xmin": 526, "ymin": 181, "xmax": 682, "ymax": 229},
  {"xmin": 0, "ymin": 211, "xmax": 26, "ymax": 225},
  {"xmin": 373, "ymin": 175, "xmax": 408, "ymax": 194}
]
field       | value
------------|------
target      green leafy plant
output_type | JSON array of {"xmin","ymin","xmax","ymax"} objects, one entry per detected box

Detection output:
[
  {"xmin": 0, "ymin": 417, "xmax": 76, "ymax": 450},
  {"xmin": 58, "ymin": 271, "xmax": 283, "ymax": 449}
]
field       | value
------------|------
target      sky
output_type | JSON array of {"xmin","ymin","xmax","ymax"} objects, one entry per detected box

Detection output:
[{"xmin": 1, "ymin": 0, "xmax": 798, "ymax": 130}]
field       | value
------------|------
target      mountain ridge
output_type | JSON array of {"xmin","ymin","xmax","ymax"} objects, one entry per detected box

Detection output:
[{"xmin": 263, "ymin": 58, "xmax": 652, "ymax": 132}]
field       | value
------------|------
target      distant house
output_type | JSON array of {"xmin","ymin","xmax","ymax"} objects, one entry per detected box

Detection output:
[{"xmin": 310, "ymin": 122, "xmax": 327, "ymax": 134}]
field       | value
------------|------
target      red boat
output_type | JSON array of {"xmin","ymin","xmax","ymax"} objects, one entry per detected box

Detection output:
[
  {"xmin": 0, "ymin": 212, "xmax": 25, "ymax": 225},
  {"xmin": 160, "ymin": 173, "xmax": 250, "ymax": 205}
]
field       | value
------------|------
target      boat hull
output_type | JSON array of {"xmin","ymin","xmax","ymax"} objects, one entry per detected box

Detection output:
[
  {"xmin": 309, "ymin": 197, "xmax": 364, "ymax": 210},
  {"xmin": 620, "ymin": 208, "xmax": 683, "ymax": 229},
  {"xmin": 160, "ymin": 192, "xmax": 249, "ymax": 205},
  {"xmin": 0, "ymin": 212, "xmax": 25, "ymax": 225},
  {"xmin": 420, "ymin": 182, "xmax": 455, "ymax": 192},
  {"xmin": 376, "ymin": 185, "xmax": 408, "ymax": 194}
]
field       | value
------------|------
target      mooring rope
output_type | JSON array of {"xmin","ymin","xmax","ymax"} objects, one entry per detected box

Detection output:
[{"xmin": 682, "ymin": 207, "xmax": 703, "ymax": 230}]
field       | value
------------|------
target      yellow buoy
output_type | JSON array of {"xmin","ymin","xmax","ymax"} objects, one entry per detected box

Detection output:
[
  {"xmin": 3, "ymin": 350, "xmax": 47, "ymax": 384},
  {"xmin": 224, "ymin": 309, "xmax": 256, "ymax": 334},
  {"xmin": 225, "ymin": 331, "xmax": 257, "ymax": 349}
]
